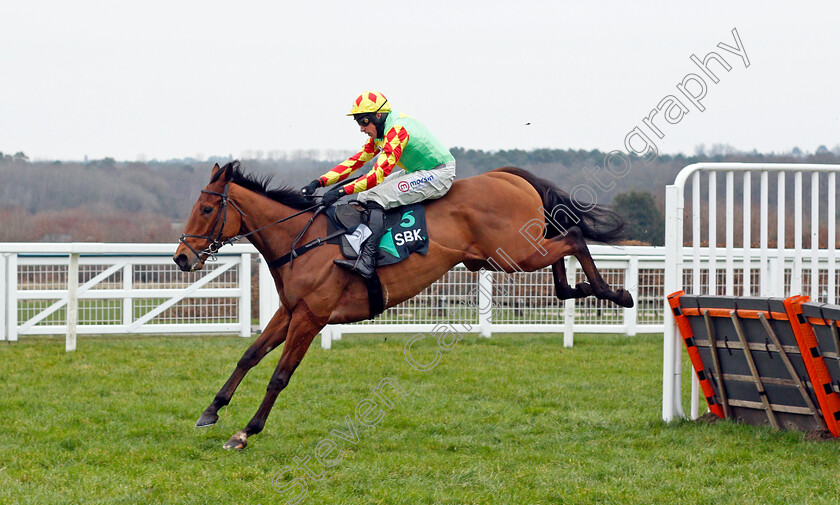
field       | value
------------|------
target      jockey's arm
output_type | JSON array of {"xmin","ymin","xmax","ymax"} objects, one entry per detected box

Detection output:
[
  {"xmin": 318, "ymin": 138, "xmax": 379, "ymax": 187},
  {"xmin": 342, "ymin": 125, "xmax": 409, "ymax": 195}
]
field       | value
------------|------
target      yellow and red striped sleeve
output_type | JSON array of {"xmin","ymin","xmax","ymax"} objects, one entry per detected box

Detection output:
[
  {"xmin": 342, "ymin": 125, "xmax": 409, "ymax": 194},
  {"xmin": 318, "ymin": 138, "xmax": 378, "ymax": 187}
]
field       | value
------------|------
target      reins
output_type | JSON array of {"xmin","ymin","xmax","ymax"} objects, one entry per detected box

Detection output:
[{"xmin": 179, "ymin": 181, "xmax": 323, "ymax": 263}]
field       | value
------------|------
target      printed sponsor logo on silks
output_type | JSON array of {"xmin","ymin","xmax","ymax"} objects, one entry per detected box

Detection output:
[
  {"xmin": 394, "ymin": 228, "xmax": 422, "ymax": 246},
  {"xmin": 379, "ymin": 210, "xmax": 425, "ymax": 256},
  {"xmin": 395, "ymin": 210, "xmax": 423, "ymax": 246},
  {"xmin": 397, "ymin": 173, "xmax": 436, "ymax": 193}
]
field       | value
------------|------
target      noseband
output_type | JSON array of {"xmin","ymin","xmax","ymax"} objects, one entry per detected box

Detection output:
[{"xmin": 179, "ymin": 182, "xmax": 247, "ymax": 263}]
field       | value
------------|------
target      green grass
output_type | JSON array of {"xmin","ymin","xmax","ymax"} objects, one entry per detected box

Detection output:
[{"xmin": 1, "ymin": 332, "xmax": 839, "ymax": 504}]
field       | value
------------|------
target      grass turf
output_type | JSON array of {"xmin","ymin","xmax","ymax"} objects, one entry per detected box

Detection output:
[{"xmin": 1, "ymin": 332, "xmax": 839, "ymax": 504}]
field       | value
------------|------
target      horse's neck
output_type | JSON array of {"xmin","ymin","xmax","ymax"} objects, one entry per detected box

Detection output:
[{"xmin": 233, "ymin": 190, "xmax": 310, "ymax": 261}]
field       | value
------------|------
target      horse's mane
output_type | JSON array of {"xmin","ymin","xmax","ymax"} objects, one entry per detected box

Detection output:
[{"xmin": 214, "ymin": 161, "xmax": 313, "ymax": 210}]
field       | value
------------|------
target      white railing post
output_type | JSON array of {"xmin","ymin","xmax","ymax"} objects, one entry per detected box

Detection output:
[
  {"xmin": 777, "ymin": 172, "xmax": 786, "ymax": 297},
  {"xmin": 66, "ymin": 252, "xmax": 79, "ymax": 352},
  {"xmin": 811, "ymin": 172, "xmax": 820, "ymax": 301},
  {"xmin": 663, "ymin": 184, "xmax": 683, "ymax": 422},
  {"xmin": 743, "ymin": 172, "xmax": 752, "ymax": 295},
  {"xmin": 239, "ymin": 253, "xmax": 252, "ymax": 338},
  {"xmin": 760, "ymin": 171, "xmax": 770, "ymax": 296},
  {"xmin": 7, "ymin": 253, "xmax": 17, "ymax": 342},
  {"xmin": 708, "ymin": 172, "xmax": 717, "ymax": 295},
  {"xmin": 320, "ymin": 325, "xmax": 332, "ymax": 350},
  {"xmin": 792, "ymin": 171, "xmax": 803, "ymax": 295},
  {"xmin": 624, "ymin": 256, "xmax": 638, "ymax": 337},
  {"xmin": 0, "ymin": 253, "xmax": 6, "ymax": 342},
  {"xmin": 258, "ymin": 257, "xmax": 277, "ymax": 331},
  {"xmin": 829, "ymin": 172, "xmax": 837, "ymax": 304},
  {"xmin": 725, "ymin": 171, "xmax": 734, "ymax": 296},
  {"xmin": 123, "ymin": 262, "xmax": 133, "ymax": 328},
  {"xmin": 563, "ymin": 257, "xmax": 577, "ymax": 348},
  {"xmin": 478, "ymin": 269, "xmax": 492, "ymax": 338}
]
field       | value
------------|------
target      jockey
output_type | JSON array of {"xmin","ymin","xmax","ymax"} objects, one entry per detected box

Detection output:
[{"xmin": 301, "ymin": 91, "xmax": 456, "ymax": 279}]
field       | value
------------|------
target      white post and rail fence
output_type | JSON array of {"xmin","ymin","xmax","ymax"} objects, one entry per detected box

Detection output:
[
  {"xmin": 1, "ymin": 242, "xmax": 669, "ymax": 351},
  {"xmin": 663, "ymin": 163, "xmax": 840, "ymax": 422}
]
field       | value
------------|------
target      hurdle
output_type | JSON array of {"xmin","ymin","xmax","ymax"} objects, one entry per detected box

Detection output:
[{"xmin": 663, "ymin": 163, "xmax": 840, "ymax": 421}]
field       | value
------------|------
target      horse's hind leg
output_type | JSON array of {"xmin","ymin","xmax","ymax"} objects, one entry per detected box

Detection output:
[
  {"xmin": 551, "ymin": 258, "xmax": 593, "ymax": 300},
  {"xmin": 196, "ymin": 306, "xmax": 291, "ymax": 428},
  {"xmin": 224, "ymin": 302, "xmax": 324, "ymax": 450},
  {"xmin": 521, "ymin": 226, "xmax": 633, "ymax": 308},
  {"xmin": 562, "ymin": 228, "xmax": 633, "ymax": 308}
]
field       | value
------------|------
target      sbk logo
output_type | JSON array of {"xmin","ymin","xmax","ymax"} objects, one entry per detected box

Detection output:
[
  {"xmin": 397, "ymin": 181, "xmax": 410, "ymax": 192},
  {"xmin": 394, "ymin": 229, "xmax": 422, "ymax": 246}
]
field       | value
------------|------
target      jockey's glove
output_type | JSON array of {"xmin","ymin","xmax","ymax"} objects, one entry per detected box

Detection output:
[
  {"xmin": 301, "ymin": 180, "xmax": 321, "ymax": 196},
  {"xmin": 321, "ymin": 186, "xmax": 346, "ymax": 207}
]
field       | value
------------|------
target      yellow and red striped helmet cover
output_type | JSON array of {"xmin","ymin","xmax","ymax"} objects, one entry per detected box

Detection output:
[{"xmin": 347, "ymin": 91, "xmax": 391, "ymax": 115}]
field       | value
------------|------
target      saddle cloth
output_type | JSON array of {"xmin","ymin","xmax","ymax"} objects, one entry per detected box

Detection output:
[{"xmin": 326, "ymin": 202, "xmax": 429, "ymax": 266}]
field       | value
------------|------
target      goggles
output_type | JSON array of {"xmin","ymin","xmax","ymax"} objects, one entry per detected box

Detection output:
[{"xmin": 353, "ymin": 98, "xmax": 388, "ymax": 127}]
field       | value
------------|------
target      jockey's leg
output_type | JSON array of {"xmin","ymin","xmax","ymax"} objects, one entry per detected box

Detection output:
[
  {"xmin": 337, "ymin": 161, "xmax": 456, "ymax": 279},
  {"xmin": 355, "ymin": 161, "xmax": 456, "ymax": 210},
  {"xmin": 334, "ymin": 201, "xmax": 385, "ymax": 279}
]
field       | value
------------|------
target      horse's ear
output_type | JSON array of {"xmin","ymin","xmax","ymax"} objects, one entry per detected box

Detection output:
[
  {"xmin": 210, "ymin": 163, "xmax": 221, "ymax": 181},
  {"xmin": 222, "ymin": 161, "xmax": 237, "ymax": 182}
]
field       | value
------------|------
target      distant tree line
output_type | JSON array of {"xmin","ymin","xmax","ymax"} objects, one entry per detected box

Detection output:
[{"xmin": 2, "ymin": 145, "xmax": 839, "ymax": 244}]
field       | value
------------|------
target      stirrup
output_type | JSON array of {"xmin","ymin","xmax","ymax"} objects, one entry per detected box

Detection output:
[
  {"xmin": 333, "ymin": 257, "xmax": 375, "ymax": 279},
  {"xmin": 333, "ymin": 258, "xmax": 358, "ymax": 271}
]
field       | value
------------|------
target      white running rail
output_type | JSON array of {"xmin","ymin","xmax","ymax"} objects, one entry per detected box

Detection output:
[{"xmin": 3, "ymin": 243, "xmax": 668, "ymax": 351}]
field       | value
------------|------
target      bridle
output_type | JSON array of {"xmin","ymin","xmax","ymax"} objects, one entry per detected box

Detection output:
[
  {"xmin": 178, "ymin": 183, "xmax": 248, "ymax": 263},
  {"xmin": 179, "ymin": 181, "xmax": 322, "ymax": 264}
]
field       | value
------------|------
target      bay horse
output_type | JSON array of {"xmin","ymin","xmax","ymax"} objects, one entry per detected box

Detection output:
[{"xmin": 173, "ymin": 161, "xmax": 632, "ymax": 450}]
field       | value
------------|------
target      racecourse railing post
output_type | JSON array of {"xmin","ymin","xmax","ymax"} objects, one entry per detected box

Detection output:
[
  {"xmin": 320, "ymin": 325, "xmax": 332, "ymax": 350},
  {"xmin": 0, "ymin": 254, "xmax": 6, "ymax": 341},
  {"xmin": 563, "ymin": 257, "xmax": 577, "ymax": 348},
  {"xmin": 624, "ymin": 256, "xmax": 638, "ymax": 337},
  {"xmin": 478, "ymin": 269, "xmax": 492, "ymax": 338},
  {"xmin": 258, "ymin": 257, "xmax": 275, "ymax": 332},
  {"xmin": 66, "ymin": 251, "xmax": 79, "ymax": 352},
  {"xmin": 7, "ymin": 253, "xmax": 17, "ymax": 342},
  {"xmin": 122, "ymin": 262, "xmax": 133, "ymax": 329},
  {"xmin": 663, "ymin": 185, "xmax": 683, "ymax": 421},
  {"xmin": 811, "ymin": 172, "xmax": 820, "ymax": 301},
  {"xmin": 830, "ymin": 172, "xmax": 837, "ymax": 304}
]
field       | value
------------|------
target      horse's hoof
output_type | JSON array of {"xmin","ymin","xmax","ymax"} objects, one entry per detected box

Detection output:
[
  {"xmin": 223, "ymin": 431, "xmax": 248, "ymax": 450},
  {"xmin": 615, "ymin": 289, "xmax": 634, "ymax": 308},
  {"xmin": 575, "ymin": 282, "xmax": 593, "ymax": 297},
  {"xmin": 195, "ymin": 412, "xmax": 219, "ymax": 428}
]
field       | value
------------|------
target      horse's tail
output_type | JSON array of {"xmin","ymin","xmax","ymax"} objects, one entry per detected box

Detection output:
[{"xmin": 494, "ymin": 167, "xmax": 625, "ymax": 244}]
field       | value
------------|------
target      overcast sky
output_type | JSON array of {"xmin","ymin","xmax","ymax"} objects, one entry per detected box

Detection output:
[{"xmin": 2, "ymin": 1, "xmax": 838, "ymax": 162}]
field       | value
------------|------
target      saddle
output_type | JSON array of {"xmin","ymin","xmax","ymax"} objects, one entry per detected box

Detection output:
[
  {"xmin": 322, "ymin": 202, "xmax": 430, "ymax": 320},
  {"xmin": 325, "ymin": 202, "xmax": 429, "ymax": 266},
  {"xmin": 267, "ymin": 202, "xmax": 430, "ymax": 320}
]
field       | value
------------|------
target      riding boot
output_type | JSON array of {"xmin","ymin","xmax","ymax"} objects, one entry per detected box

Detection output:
[{"xmin": 334, "ymin": 202, "xmax": 385, "ymax": 279}]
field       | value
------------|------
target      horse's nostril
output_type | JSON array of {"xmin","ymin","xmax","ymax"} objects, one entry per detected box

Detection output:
[{"xmin": 174, "ymin": 254, "xmax": 188, "ymax": 269}]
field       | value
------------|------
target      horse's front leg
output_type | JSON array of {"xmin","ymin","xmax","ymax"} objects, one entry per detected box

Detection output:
[
  {"xmin": 196, "ymin": 306, "xmax": 291, "ymax": 427},
  {"xmin": 224, "ymin": 302, "xmax": 325, "ymax": 450}
]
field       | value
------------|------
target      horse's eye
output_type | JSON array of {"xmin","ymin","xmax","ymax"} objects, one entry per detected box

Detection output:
[{"xmin": 202, "ymin": 206, "xmax": 213, "ymax": 215}]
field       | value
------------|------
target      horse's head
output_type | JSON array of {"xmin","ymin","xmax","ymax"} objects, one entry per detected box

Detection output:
[{"xmin": 173, "ymin": 161, "xmax": 246, "ymax": 272}]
